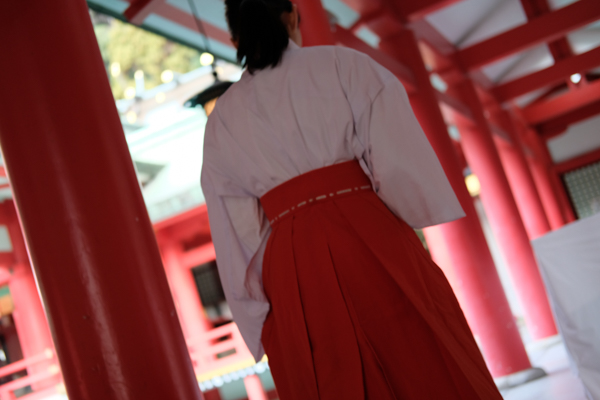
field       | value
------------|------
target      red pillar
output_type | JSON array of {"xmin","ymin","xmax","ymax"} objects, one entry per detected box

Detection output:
[
  {"xmin": 535, "ymin": 137, "xmax": 577, "ymax": 224},
  {"xmin": 519, "ymin": 128, "xmax": 567, "ymax": 230},
  {"xmin": 379, "ymin": 30, "xmax": 531, "ymax": 377},
  {"xmin": 494, "ymin": 115, "xmax": 551, "ymax": 240},
  {"xmin": 5, "ymin": 204, "xmax": 57, "ymax": 389},
  {"xmin": 295, "ymin": 0, "xmax": 335, "ymax": 46},
  {"xmin": 452, "ymin": 79, "xmax": 557, "ymax": 340},
  {"xmin": 0, "ymin": 1, "xmax": 202, "ymax": 399},
  {"xmin": 243, "ymin": 375, "xmax": 268, "ymax": 400},
  {"xmin": 525, "ymin": 128, "xmax": 576, "ymax": 225},
  {"xmin": 1, "ymin": 202, "xmax": 55, "ymax": 386},
  {"xmin": 422, "ymin": 227, "xmax": 466, "ymax": 311},
  {"xmin": 159, "ymin": 239, "xmax": 212, "ymax": 340},
  {"xmin": 529, "ymin": 157, "xmax": 567, "ymax": 229}
]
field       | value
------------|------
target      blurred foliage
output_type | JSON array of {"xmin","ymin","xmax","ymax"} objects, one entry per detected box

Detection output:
[{"xmin": 91, "ymin": 10, "xmax": 201, "ymax": 100}]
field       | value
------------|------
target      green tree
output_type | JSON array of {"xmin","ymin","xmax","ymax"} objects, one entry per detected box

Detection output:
[{"xmin": 92, "ymin": 12, "xmax": 201, "ymax": 100}]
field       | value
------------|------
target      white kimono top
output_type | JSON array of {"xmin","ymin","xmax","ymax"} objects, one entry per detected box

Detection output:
[{"xmin": 201, "ymin": 42, "xmax": 465, "ymax": 361}]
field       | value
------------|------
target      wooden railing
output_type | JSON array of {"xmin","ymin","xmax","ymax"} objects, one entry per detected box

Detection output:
[
  {"xmin": 0, "ymin": 349, "xmax": 62, "ymax": 400},
  {"xmin": 0, "ymin": 323, "xmax": 256, "ymax": 398},
  {"xmin": 188, "ymin": 322, "xmax": 258, "ymax": 381}
]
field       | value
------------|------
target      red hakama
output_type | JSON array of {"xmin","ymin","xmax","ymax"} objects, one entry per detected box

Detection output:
[{"xmin": 259, "ymin": 160, "xmax": 503, "ymax": 400}]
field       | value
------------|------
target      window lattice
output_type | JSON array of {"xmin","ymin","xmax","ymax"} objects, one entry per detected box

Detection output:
[
  {"xmin": 192, "ymin": 261, "xmax": 226, "ymax": 308},
  {"xmin": 563, "ymin": 161, "xmax": 600, "ymax": 219}
]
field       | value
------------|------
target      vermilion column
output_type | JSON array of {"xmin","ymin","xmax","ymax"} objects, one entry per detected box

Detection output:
[
  {"xmin": 159, "ymin": 239, "xmax": 212, "ymax": 341},
  {"xmin": 452, "ymin": 79, "xmax": 557, "ymax": 340},
  {"xmin": 295, "ymin": 0, "xmax": 335, "ymax": 46},
  {"xmin": 529, "ymin": 156, "xmax": 567, "ymax": 229},
  {"xmin": 6, "ymin": 203, "xmax": 57, "ymax": 389},
  {"xmin": 531, "ymin": 133, "xmax": 577, "ymax": 224},
  {"xmin": 380, "ymin": 30, "xmax": 531, "ymax": 377},
  {"xmin": 421, "ymin": 227, "xmax": 466, "ymax": 309},
  {"xmin": 518, "ymin": 127, "xmax": 566, "ymax": 230},
  {"xmin": 244, "ymin": 375, "xmax": 268, "ymax": 400},
  {"xmin": 494, "ymin": 114, "xmax": 551, "ymax": 240},
  {"xmin": 0, "ymin": 1, "xmax": 202, "ymax": 399}
]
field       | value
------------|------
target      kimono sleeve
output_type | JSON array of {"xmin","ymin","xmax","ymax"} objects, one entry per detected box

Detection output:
[
  {"xmin": 342, "ymin": 51, "xmax": 465, "ymax": 228},
  {"xmin": 201, "ymin": 142, "xmax": 270, "ymax": 363}
]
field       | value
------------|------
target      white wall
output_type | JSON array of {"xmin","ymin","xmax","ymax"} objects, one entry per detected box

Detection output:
[{"xmin": 548, "ymin": 114, "xmax": 600, "ymax": 164}]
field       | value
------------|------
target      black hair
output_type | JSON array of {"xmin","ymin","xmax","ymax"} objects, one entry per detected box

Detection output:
[{"xmin": 225, "ymin": 0, "xmax": 294, "ymax": 73}]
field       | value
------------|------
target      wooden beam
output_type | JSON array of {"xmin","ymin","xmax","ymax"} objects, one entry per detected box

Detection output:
[
  {"xmin": 124, "ymin": 0, "xmax": 166, "ymax": 25},
  {"xmin": 538, "ymin": 99, "xmax": 600, "ymax": 137},
  {"xmin": 492, "ymin": 46, "xmax": 600, "ymax": 101},
  {"xmin": 338, "ymin": 0, "xmax": 383, "ymax": 16},
  {"xmin": 334, "ymin": 26, "xmax": 416, "ymax": 92},
  {"xmin": 457, "ymin": 0, "xmax": 600, "ymax": 70},
  {"xmin": 408, "ymin": 19, "xmax": 456, "ymax": 56},
  {"xmin": 123, "ymin": 0, "xmax": 231, "ymax": 47},
  {"xmin": 520, "ymin": 0, "xmax": 575, "ymax": 62},
  {"xmin": 522, "ymin": 77, "xmax": 600, "ymax": 125},
  {"xmin": 159, "ymin": 3, "xmax": 231, "ymax": 46},
  {"xmin": 435, "ymin": 89, "xmax": 473, "ymax": 121},
  {"xmin": 180, "ymin": 242, "xmax": 216, "ymax": 269},
  {"xmin": 153, "ymin": 204, "xmax": 208, "ymax": 232},
  {"xmin": 554, "ymin": 146, "xmax": 600, "ymax": 174}
]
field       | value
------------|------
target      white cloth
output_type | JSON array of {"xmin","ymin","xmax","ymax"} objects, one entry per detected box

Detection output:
[
  {"xmin": 201, "ymin": 42, "xmax": 465, "ymax": 361},
  {"xmin": 532, "ymin": 213, "xmax": 600, "ymax": 400}
]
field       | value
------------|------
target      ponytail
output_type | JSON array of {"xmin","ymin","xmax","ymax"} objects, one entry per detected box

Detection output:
[{"xmin": 225, "ymin": 0, "xmax": 293, "ymax": 73}]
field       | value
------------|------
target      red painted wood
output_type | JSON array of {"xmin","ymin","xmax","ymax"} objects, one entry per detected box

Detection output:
[
  {"xmin": 338, "ymin": 0, "xmax": 383, "ymax": 16},
  {"xmin": 493, "ymin": 46, "xmax": 600, "ymax": 102},
  {"xmin": 124, "ymin": 1, "xmax": 232, "ymax": 47},
  {"xmin": 380, "ymin": 29, "xmax": 531, "ymax": 377},
  {"xmin": 421, "ymin": 226, "xmax": 466, "ymax": 311},
  {"xmin": 0, "ymin": 266, "xmax": 11, "ymax": 284},
  {"xmin": 484, "ymin": 106, "xmax": 552, "ymax": 239},
  {"xmin": 243, "ymin": 375, "xmax": 268, "ymax": 400},
  {"xmin": 520, "ymin": 0, "xmax": 575, "ymax": 62},
  {"xmin": 334, "ymin": 26, "xmax": 416, "ymax": 92},
  {"xmin": 408, "ymin": 19, "xmax": 457, "ymax": 56},
  {"xmin": 522, "ymin": 77, "xmax": 600, "ymax": 124},
  {"xmin": 516, "ymin": 125, "xmax": 567, "ymax": 229},
  {"xmin": 16, "ymin": 386, "xmax": 60, "ymax": 400},
  {"xmin": 0, "ymin": 368, "xmax": 60, "ymax": 399},
  {"xmin": 124, "ymin": 0, "xmax": 165, "ymax": 25},
  {"xmin": 159, "ymin": 239, "xmax": 212, "ymax": 342},
  {"xmin": 0, "ymin": 1, "xmax": 203, "ymax": 398},
  {"xmin": 526, "ymin": 127, "xmax": 576, "ymax": 223},
  {"xmin": 295, "ymin": 0, "xmax": 336, "ymax": 46},
  {"xmin": 0, "ymin": 350, "xmax": 53, "ymax": 379},
  {"xmin": 180, "ymin": 242, "xmax": 216, "ymax": 269},
  {"xmin": 435, "ymin": 89, "xmax": 474, "ymax": 121},
  {"xmin": 538, "ymin": 99, "xmax": 600, "ymax": 137},
  {"xmin": 159, "ymin": 4, "xmax": 232, "ymax": 46},
  {"xmin": 494, "ymin": 129, "xmax": 551, "ymax": 240},
  {"xmin": 454, "ymin": 80, "xmax": 557, "ymax": 340},
  {"xmin": 153, "ymin": 204, "xmax": 208, "ymax": 231},
  {"xmin": 550, "ymin": 171, "xmax": 577, "ymax": 223},
  {"xmin": 457, "ymin": 0, "xmax": 600, "ymax": 70},
  {"xmin": 554, "ymin": 146, "xmax": 600, "ymax": 174},
  {"xmin": 5, "ymin": 203, "xmax": 57, "ymax": 391}
]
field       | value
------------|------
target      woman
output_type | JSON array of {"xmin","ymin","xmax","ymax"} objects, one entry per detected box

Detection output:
[{"xmin": 201, "ymin": 0, "xmax": 503, "ymax": 399}]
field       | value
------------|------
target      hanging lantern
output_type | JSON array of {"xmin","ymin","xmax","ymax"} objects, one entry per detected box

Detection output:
[
  {"xmin": 182, "ymin": 0, "xmax": 233, "ymax": 117},
  {"xmin": 184, "ymin": 79, "xmax": 233, "ymax": 117}
]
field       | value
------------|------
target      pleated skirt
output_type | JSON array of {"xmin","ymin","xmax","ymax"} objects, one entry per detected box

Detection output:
[{"xmin": 259, "ymin": 160, "xmax": 503, "ymax": 400}]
